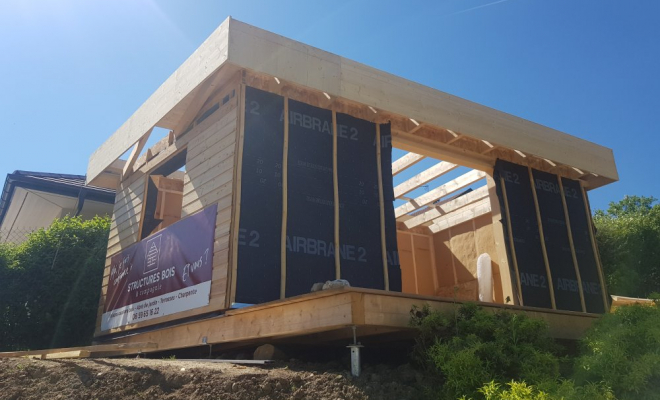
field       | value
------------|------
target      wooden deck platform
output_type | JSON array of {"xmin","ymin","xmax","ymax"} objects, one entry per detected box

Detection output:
[{"xmin": 94, "ymin": 288, "xmax": 600, "ymax": 355}]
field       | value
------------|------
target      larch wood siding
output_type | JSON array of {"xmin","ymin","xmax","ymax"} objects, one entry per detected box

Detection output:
[{"xmin": 95, "ymin": 82, "xmax": 240, "ymax": 336}]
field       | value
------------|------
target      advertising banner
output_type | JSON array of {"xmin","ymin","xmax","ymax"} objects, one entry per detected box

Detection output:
[{"xmin": 101, "ymin": 204, "xmax": 217, "ymax": 331}]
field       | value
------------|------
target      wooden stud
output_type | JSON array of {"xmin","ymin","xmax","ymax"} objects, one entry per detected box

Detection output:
[
  {"xmin": 376, "ymin": 124, "xmax": 390, "ymax": 291},
  {"xmin": 332, "ymin": 110, "xmax": 341, "ymax": 279},
  {"xmin": 558, "ymin": 177, "xmax": 587, "ymax": 312},
  {"xmin": 581, "ymin": 185, "xmax": 610, "ymax": 311},
  {"xmin": 528, "ymin": 166, "xmax": 557, "ymax": 310},
  {"xmin": 229, "ymin": 83, "xmax": 247, "ymax": 306},
  {"xmin": 409, "ymin": 234, "xmax": 419, "ymax": 294},
  {"xmin": 428, "ymin": 235, "xmax": 439, "ymax": 294},
  {"xmin": 448, "ymin": 227, "xmax": 459, "ymax": 286},
  {"xmin": 500, "ymin": 175, "xmax": 524, "ymax": 306},
  {"xmin": 280, "ymin": 98, "xmax": 289, "ymax": 299}
]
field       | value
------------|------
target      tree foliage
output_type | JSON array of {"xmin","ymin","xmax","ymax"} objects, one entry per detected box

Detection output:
[
  {"xmin": 0, "ymin": 216, "xmax": 110, "ymax": 351},
  {"xmin": 593, "ymin": 195, "xmax": 660, "ymax": 297},
  {"xmin": 573, "ymin": 304, "xmax": 660, "ymax": 400}
]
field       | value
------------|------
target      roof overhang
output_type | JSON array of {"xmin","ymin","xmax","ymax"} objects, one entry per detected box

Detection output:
[{"xmin": 87, "ymin": 17, "xmax": 618, "ymax": 189}]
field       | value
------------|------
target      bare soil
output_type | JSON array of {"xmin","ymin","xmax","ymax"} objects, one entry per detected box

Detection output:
[{"xmin": 0, "ymin": 357, "xmax": 423, "ymax": 400}]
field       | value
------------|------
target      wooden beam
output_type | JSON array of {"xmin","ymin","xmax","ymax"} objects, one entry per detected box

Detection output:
[
  {"xmin": 332, "ymin": 111, "xmax": 341, "ymax": 279},
  {"xmin": 559, "ymin": 177, "xmax": 587, "ymax": 312},
  {"xmin": 403, "ymin": 185, "xmax": 489, "ymax": 229},
  {"xmin": 376, "ymin": 125, "xmax": 389, "ymax": 290},
  {"xmin": 394, "ymin": 161, "xmax": 458, "ymax": 198},
  {"xmin": 171, "ymin": 70, "xmax": 226, "ymax": 137},
  {"xmin": 87, "ymin": 17, "xmax": 232, "ymax": 184},
  {"xmin": 229, "ymin": 83, "xmax": 247, "ymax": 305},
  {"xmin": 395, "ymin": 169, "xmax": 487, "ymax": 218},
  {"xmin": 0, "ymin": 342, "xmax": 157, "ymax": 359},
  {"xmin": 582, "ymin": 186, "xmax": 610, "ymax": 311},
  {"xmin": 392, "ymin": 130, "xmax": 495, "ymax": 173},
  {"xmin": 122, "ymin": 128, "xmax": 152, "ymax": 179},
  {"xmin": 391, "ymin": 152, "xmax": 424, "ymax": 176},
  {"xmin": 280, "ymin": 98, "xmax": 289, "ymax": 298},
  {"xmin": 428, "ymin": 197, "xmax": 492, "ymax": 234},
  {"xmin": 528, "ymin": 167, "xmax": 557, "ymax": 310}
]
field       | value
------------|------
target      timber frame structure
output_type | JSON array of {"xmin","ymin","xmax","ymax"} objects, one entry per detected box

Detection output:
[{"xmin": 87, "ymin": 17, "xmax": 618, "ymax": 352}]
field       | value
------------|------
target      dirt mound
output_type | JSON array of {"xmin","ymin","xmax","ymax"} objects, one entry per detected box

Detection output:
[{"xmin": 0, "ymin": 358, "xmax": 422, "ymax": 400}]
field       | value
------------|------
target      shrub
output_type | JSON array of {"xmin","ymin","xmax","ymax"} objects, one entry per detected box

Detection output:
[
  {"xmin": 410, "ymin": 303, "xmax": 561, "ymax": 400},
  {"xmin": 573, "ymin": 304, "xmax": 660, "ymax": 400},
  {"xmin": 460, "ymin": 380, "xmax": 615, "ymax": 400},
  {"xmin": 0, "ymin": 216, "xmax": 110, "ymax": 350}
]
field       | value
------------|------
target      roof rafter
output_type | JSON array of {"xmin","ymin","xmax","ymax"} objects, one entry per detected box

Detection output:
[
  {"xmin": 395, "ymin": 169, "xmax": 487, "ymax": 218},
  {"xmin": 391, "ymin": 152, "xmax": 424, "ymax": 176},
  {"xmin": 393, "ymin": 161, "xmax": 458, "ymax": 198},
  {"xmin": 428, "ymin": 197, "xmax": 492, "ymax": 234},
  {"xmin": 403, "ymin": 185, "xmax": 489, "ymax": 230}
]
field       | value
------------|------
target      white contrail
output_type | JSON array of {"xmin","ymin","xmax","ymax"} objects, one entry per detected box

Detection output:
[{"xmin": 447, "ymin": 0, "xmax": 515, "ymax": 17}]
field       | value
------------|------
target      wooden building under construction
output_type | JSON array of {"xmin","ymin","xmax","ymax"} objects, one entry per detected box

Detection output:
[{"xmin": 87, "ymin": 17, "xmax": 618, "ymax": 353}]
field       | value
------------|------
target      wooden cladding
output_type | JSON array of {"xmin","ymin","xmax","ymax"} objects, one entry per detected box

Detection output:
[
  {"xmin": 495, "ymin": 160, "xmax": 607, "ymax": 313},
  {"xmin": 233, "ymin": 86, "xmax": 401, "ymax": 305}
]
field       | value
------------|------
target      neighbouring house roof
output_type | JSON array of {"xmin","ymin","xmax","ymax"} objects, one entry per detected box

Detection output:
[{"xmin": 0, "ymin": 171, "xmax": 116, "ymax": 228}]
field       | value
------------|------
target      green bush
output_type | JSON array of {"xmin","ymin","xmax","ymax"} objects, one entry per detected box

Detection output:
[
  {"xmin": 460, "ymin": 380, "xmax": 615, "ymax": 400},
  {"xmin": 573, "ymin": 304, "xmax": 660, "ymax": 400},
  {"xmin": 410, "ymin": 303, "xmax": 561, "ymax": 400},
  {"xmin": 593, "ymin": 195, "xmax": 660, "ymax": 298},
  {"xmin": 0, "ymin": 216, "xmax": 110, "ymax": 351}
]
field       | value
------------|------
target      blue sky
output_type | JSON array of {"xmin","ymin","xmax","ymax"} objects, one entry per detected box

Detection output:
[{"xmin": 0, "ymin": 0, "xmax": 657, "ymax": 212}]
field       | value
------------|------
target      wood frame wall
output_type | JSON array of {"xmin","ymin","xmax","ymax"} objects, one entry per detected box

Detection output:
[{"xmin": 95, "ymin": 54, "xmax": 613, "ymax": 336}]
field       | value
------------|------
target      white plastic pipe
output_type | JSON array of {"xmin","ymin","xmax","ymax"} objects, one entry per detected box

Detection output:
[{"xmin": 477, "ymin": 253, "xmax": 493, "ymax": 303}]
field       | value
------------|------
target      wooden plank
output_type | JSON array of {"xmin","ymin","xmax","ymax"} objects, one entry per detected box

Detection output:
[
  {"xmin": 428, "ymin": 197, "xmax": 492, "ymax": 234},
  {"xmin": 87, "ymin": 18, "xmax": 232, "ymax": 184},
  {"xmin": 122, "ymin": 128, "xmax": 152, "ymax": 179},
  {"xmin": 281, "ymin": 98, "xmax": 289, "ymax": 298},
  {"xmin": 171, "ymin": 70, "xmax": 227, "ymax": 137},
  {"xmin": 393, "ymin": 161, "xmax": 458, "ymax": 198},
  {"xmin": 582, "ymin": 186, "xmax": 610, "ymax": 311},
  {"xmin": 559, "ymin": 177, "xmax": 587, "ymax": 312},
  {"xmin": 392, "ymin": 152, "xmax": 424, "ymax": 176},
  {"xmin": 376, "ymin": 125, "xmax": 390, "ymax": 290},
  {"xmin": 395, "ymin": 169, "xmax": 487, "ymax": 218},
  {"xmin": 528, "ymin": 166, "xmax": 557, "ymax": 310},
  {"xmin": 403, "ymin": 185, "xmax": 489, "ymax": 229},
  {"xmin": 0, "ymin": 342, "xmax": 157, "ymax": 359},
  {"xmin": 332, "ymin": 110, "xmax": 340, "ymax": 279},
  {"xmin": 230, "ymin": 83, "xmax": 246, "ymax": 306}
]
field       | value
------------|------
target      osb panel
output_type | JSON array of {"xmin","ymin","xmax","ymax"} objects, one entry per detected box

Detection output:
[
  {"xmin": 413, "ymin": 235, "xmax": 435, "ymax": 296},
  {"xmin": 449, "ymin": 221, "xmax": 478, "ymax": 283},
  {"xmin": 433, "ymin": 230, "xmax": 455, "ymax": 289}
]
